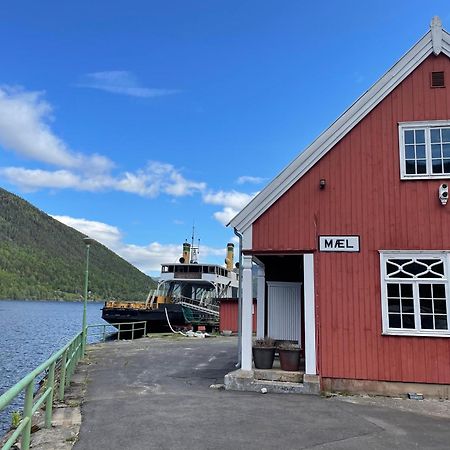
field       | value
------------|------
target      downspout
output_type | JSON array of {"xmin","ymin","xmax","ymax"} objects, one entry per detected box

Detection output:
[{"xmin": 234, "ymin": 227, "xmax": 243, "ymax": 368}]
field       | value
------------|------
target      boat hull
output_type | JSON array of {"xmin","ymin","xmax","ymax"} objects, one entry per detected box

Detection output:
[{"xmin": 101, "ymin": 303, "xmax": 188, "ymax": 333}]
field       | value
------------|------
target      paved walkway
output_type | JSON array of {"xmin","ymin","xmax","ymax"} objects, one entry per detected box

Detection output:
[{"xmin": 74, "ymin": 336, "xmax": 450, "ymax": 450}]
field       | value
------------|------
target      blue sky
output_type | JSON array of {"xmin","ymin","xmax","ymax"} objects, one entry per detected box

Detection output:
[{"xmin": 0, "ymin": 1, "xmax": 449, "ymax": 275}]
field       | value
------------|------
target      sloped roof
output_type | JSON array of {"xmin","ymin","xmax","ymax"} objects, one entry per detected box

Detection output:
[{"xmin": 229, "ymin": 17, "xmax": 450, "ymax": 232}]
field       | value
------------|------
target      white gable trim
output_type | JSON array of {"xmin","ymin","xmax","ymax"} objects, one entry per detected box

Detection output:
[
  {"xmin": 431, "ymin": 16, "xmax": 443, "ymax": 55},
  {"xmin": 229, "ymin": 27, "xmax": 450, "ymax": 233}
]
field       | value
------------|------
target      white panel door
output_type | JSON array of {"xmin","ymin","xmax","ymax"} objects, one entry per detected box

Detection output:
[{"xmin": 267, "ymin": 281, "xmax": 302, "ymax": 343}]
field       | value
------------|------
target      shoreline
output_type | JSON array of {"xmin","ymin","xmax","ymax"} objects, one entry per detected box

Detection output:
[{"xmin": 0, "ymin": 298, "xmax": 105, "ymax": 303}]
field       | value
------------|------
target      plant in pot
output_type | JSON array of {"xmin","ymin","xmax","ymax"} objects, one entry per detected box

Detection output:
[
  {"xmin": 252, "ymin": 337, "xmax": 276, "ymax": 369},
  {"xmin": 278, "ymin": 342, "xmax": 302, "ymax": 372}
]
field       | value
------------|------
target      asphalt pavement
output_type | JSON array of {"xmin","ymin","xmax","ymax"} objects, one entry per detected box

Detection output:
[{"xmin": 74, "ymin": 336, "xmax": 450, "ymax": 450}]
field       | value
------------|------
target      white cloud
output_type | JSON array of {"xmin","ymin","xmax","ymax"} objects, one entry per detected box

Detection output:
[
  {"xmin": 203, "ymin": 190, "xmax": 255, "ymax": 210},
  {"xmin": 203, "ymin": 190, "xmax": 256, "ymax": 225},
  {"xmin": 231, "ymin": 235, "xmax": 240, "ymax": 245},
  {"xmin": 114, "ymin": 162, "xmax": 205, "ymax": 197},
  {"xmin": 213, "ymin": 207, "xmax": 239, "ymax": 225},
  {"xmin": 115, "ymin": 170, "xmax": 158, "ymax": 197},
  {"xmin": 236, "ymin": 175, "xmax": 266, "ymax": 185},
  {"xmin": 77, "ymin": 71, "xmax": 179, "ymax": 98},
  {"xmin": 144, "ymin": 161, "xmax": 206, "ymax": 197},
  {"xmin": 0, "ymin": 167, "xmax": 81, "ymax": 191},
  {"xmin": 0, "ymin": 167, "xmax": 116, "ymax": 192},
  {"xmin": 0, "ymin": 86, "xmax": 113, "ymax": 172},
  {"xmin": 0, "ymin": 161, "xmax": 206, "ymax": 198},
  {"xmin": 52, "ymin": 215, "xmax": 122, "ymax": 248},
  {"xmin": 52, "ymin": 215, "xmax": 227, "ymax": 275}
]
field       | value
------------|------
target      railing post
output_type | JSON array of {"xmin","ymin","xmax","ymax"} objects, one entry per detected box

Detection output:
[
  {"xmin": 103, "ymin": 325, "xmax": 106, "ymax": 342},
  {"xmin": 144, "ymin": 321, "xmax": 147, "ymax": 336},
  {"xmin": 21, "ymin": 382, "xmax": 34, "ymax": 450},
  {"xmin": 132, "ymin": 323, "xmax": 135, "ymax": 341},
  {"xmin": 118, "ymin": 325, "xmax": 121, "ymax": 341},
  {"xmin": 59, "ymin": 350, "xmax": 67, "ymax": 401},
  {"xmin": 45, "ymin": 361, "xmax": 56, "ymax": 428}
]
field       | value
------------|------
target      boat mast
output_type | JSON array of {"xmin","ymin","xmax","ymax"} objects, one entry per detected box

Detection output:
[{"xmin": 190, "ymin": 224, "xmax": 199, "ymax": 264}]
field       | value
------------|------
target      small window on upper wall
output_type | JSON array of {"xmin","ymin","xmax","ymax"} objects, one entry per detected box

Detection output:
[
  {"xmin": 399, "ymin": 121, "xmax": 450, "ymax": 179},
  {"xmin": 431, "ymin": 71, "xmax": 445, "ymax": 88}
]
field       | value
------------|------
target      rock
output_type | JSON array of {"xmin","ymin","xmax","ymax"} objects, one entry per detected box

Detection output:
[{"xmin": 408, "ymin": 392, "xmax": 424, "ymax": 400}]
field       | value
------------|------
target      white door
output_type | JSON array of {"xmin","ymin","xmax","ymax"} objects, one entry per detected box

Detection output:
[{"xmin": 267, "ymin": 281, "xmax": 302, "ymax": 344}]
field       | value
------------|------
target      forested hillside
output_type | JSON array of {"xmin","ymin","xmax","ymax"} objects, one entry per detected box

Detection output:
[{"xmin": 0, "ymin": 188, "xmax": 155, "ymax": 301}]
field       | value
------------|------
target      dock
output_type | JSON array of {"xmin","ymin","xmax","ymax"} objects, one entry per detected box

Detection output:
[
  {"xmin": 3, "ymin": 335, "xmax": 450, "ymax": 449},
  {"xmin": 47, "ymin": 337, "xmax": 450, "ymax": 449}
]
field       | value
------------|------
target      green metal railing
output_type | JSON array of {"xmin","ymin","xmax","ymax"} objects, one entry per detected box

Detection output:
[
  {"xmin": 87, "ymin": 321, "xmax": 147, "ymax": 342},
  {"xmin": 0, "ymin": 321, "xmax": 147, "ymax": 450},
  {"xmin": 0, "ymin": 331, "xmax": 84, "ymax": 450}
]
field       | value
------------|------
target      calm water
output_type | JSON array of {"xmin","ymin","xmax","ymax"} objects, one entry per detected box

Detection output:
[{"xmin": 0, "ymin": 300, "xmax": 106, "ymax": 434}]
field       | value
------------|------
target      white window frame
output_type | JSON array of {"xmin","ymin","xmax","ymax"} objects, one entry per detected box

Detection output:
[
  {"xmin": 380, "ymin": 250, "xmax": 450, "ymax": 337},
  {"xmin": 399, "ymin": 120, "xmax": 450, "ymax": 179}
]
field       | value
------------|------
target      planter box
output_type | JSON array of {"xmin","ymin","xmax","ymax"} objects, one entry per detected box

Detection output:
[
  {"xmin": 252, "ymin": 347, "xmax": 275, "ymax": 369},
  {"xmin": 279, "ymin": 348, "xmax": 301, "ymax": 371}
]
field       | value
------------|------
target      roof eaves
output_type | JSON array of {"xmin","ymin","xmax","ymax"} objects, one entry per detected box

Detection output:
[
  {"xmin": 441, "ymin": 30, "xmax": 450, "ymax": 53},
  {"xmin": 229, "ymin": 30, "xmax": 436, "ymax": 232}
]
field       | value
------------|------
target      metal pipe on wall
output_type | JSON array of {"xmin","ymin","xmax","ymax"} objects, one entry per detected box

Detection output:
[{"xmin": 234, "ymin": 227, "xmax": 243, "ymax": 368}]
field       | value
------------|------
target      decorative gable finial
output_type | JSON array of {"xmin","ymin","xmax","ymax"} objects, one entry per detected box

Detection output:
[{"xmin": 431, "ymin": 16, "xmax": 443, "ymax": 55}]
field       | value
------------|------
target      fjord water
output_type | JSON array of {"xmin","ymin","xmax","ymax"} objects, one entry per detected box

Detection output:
[{"xmin": 0, "ymin": 300, "xmax": 106, "ymax": 434}]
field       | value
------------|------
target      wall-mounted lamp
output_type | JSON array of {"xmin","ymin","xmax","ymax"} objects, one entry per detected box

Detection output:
[
  {"xmin": 439, "ymin": 183, "xmax": 448, "ymax": 205},
  {"xmin": 319, "ymin": 179, "xmax": 326, "ymax": 190}
]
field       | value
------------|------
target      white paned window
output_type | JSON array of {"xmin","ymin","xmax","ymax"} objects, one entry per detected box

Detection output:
[
  {"xmin": 399, "ymin": 121, "xmax": 450, "ymax": 179},
  {"xmin": 380, "ymin": 252, "xmax": 450, "ymax": 336}
]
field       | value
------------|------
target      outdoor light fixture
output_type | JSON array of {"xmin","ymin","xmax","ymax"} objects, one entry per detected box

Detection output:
[
  {"xmin": 319, "ymin": 179, "xmax": 326, "ymax": 189},
  {"xmin": 81, "ymin": 236, "xmax": 93, "ymax": 356},
  {"xmin": 439, "ymin": 183, "xmax": 448, "ymax": 205}
]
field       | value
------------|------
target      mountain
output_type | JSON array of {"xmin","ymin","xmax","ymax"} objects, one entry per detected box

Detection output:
[{"xmin": 0, "ymin": 188, "xmax": 156, "ymax": 301}]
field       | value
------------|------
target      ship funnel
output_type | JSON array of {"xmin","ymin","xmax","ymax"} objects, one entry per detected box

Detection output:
[
  {"xmin": 225, "ymin": 243, "xmax": 234, "ymax": 271},
  {"xmin": 182, "ymin": 242, "xmax": 191, "ymax": 264}
]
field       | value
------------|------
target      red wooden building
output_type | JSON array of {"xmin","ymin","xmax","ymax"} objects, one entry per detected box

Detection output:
[
  {"xmin": 219, "ymin": 298, "xmax": 257, "ymax": 333},
  {"xmin": 227, "ymin": 17, "xmax": 450, "ymax": 396}
]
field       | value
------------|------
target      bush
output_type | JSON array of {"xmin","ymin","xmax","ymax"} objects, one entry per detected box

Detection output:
[
  {"xmin": 253, "ymin": 337, "xmax": 275, "ymax": 348},
  {"xmin": 277, "ymin": 341, "xmax": 301, "ymax": 350}
]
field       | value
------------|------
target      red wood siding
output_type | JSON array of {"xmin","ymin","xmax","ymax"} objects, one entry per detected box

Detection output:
[
  {"xmin": 220, "ymin": 298, "xmax": 257, "ymax": 333},
  {"xmin": 252, "ymin": 54, "xmax": 450, "ymax": 384}
]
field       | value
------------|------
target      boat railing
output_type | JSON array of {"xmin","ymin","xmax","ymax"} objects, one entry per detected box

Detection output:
[
  {"xmin": 0, "ymin": 322, "xmax": 147, "ymax": 450},
  {"xmin": 172, "ymin": 295, "xmax": 220, "ymax": 315}
]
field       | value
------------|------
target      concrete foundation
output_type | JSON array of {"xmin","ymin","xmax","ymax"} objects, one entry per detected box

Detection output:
[
  {"xmin": 254, "ymin": 368, "xmax": 304, "ymax": 383},
  {"xmin": 322, "ymin": 377, "xmax": 450, "ymax": 399},
  {"xmin": 224, "ymin": 369, "xmax": 320, "ymax": 395}
]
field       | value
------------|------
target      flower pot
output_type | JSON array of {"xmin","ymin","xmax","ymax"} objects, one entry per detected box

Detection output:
[
  {"xmin": 279, "ymin": 348, "xmax": 301, "ymax": 371},
  {"xmin": 252, "ymin": 347, "xmax": 275, "ymax": 369}
]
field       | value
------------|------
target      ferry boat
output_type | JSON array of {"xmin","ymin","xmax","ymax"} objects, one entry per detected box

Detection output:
[{"xmin": 102, "ymin": 238, "xmax": 239, "ymax": 332}]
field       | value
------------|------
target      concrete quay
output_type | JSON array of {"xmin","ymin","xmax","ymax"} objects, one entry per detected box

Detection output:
[{"xmin": 23, "ymin": 335, "xmax": 450, "ymax": 450}]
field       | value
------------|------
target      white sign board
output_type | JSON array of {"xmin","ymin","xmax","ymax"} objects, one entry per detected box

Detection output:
[{"xmin": 319, "ymin": 236, "xmax": 360, "ymax": 252}]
